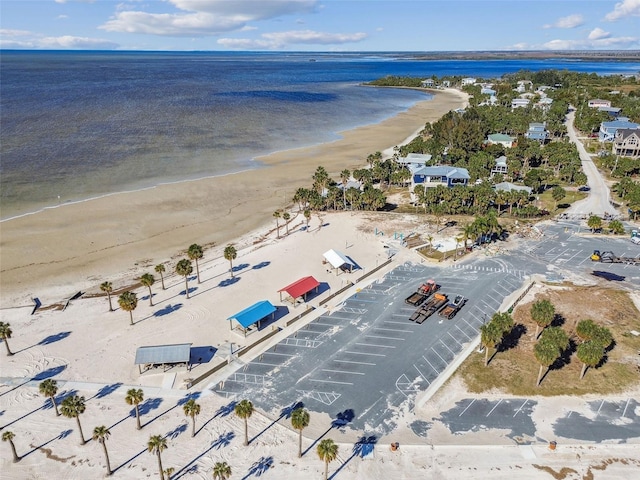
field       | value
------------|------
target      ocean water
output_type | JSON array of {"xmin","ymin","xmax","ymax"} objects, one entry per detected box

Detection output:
[{"xmin": 1, "ymin": 51, "xmax": 639, "ymax": 220}]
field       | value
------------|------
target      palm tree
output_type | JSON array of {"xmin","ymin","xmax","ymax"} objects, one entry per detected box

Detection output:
[
  {"xmin": 317, "ymin": 438, "xmax": 338, "ymax": 480},
  {"xmin": 140, "ymin": 273, "xmax": 155, "ymax": 307},
  {"xmin": 125, "ymin": 388, "xmax": 144, "ymax": 430},
  {"xmin": 480, "ymin": 321, "xmax": 502, "ymax": 366},
  {"xmin": 147, "ymin": 435, "xmax": 168, "ymax": 480},
  {"xmin": 0, "ymin": 322, "xmax": 13, "ymax": 356},
  {"xmin": 2, "ymin": 431, "xmax": 20, "ymax": 463},
  {"xmin": 575, "ymin": 319, "xmax": 598, "ymax": 342},
  {"xmin": 587, "ymin": 215, "xmax": 602, "ymax": 233},
  {"xmin": 183, "ymin": 398, "xmax": 201, "ymax": 437},
  {"xmin": 93, "ymin": 425, "xmax": 112, "ymax": 475},
  {"xmin": 539, "ymin": 326, "xmax": 569, "ymax": 354},
  {"xmin": 212, "ymin": 461, "xmax": 232, "ymax": 480},
  {"xmin": 340, "ymin": 168, "xmax": 351, "ymax": 208},
  {"xmin": 155, "ymin": 264, "xmax": 167, "ymax": 290},
  {"xmin": 577, "ymin": 340, "xmax": 605, "ymax": 380},
  {"xmin": 273, "ymin": 210, "xmax": 281, "ymax": 238},
  {"xmin": 282, "ymin": 212, "xmax": 291, "ymax": 236},
  {"xmin": 291, "ymin": 407, "xmax": 310, "ymax": 458},
  {"xmin": 118, "ymin": 291, "xmax": 138, "ymax": 325},
  {"xmin": 234, "ymin": 399, "xmax": 254, "ymax": 446},
  {"xmin": 303, "ymin": 209, "xmax": 311, "ymax": 231},
  {"xmin": 530, "ymin": 299, "xmax": 555, "ymax": 339},
  {"xmin": 224, "ymin": 245, "xmax": 237, "ymax": 278},
  {"xmin": 534, "ymin": 338, "xmax": 559, "ymax": 387},
  {"xmin": 39, "ymin": 379, "xmax": 60, "ymax": 416},
  {"xmin": 187, "ymin": 243, "xmax": 204, "ymax": 283},
  {"xmin": 100, "ymin": 281, "xmax": 114, "ymax": 311},
  {"xmin": 175, "ymin": 259, "xmax": 193, "ymax": 299},
  {"xmin": 61, "ymin": 395, "xmax": 87, "ymax": 445}
]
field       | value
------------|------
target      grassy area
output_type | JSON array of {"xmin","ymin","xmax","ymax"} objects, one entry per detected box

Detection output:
[
  {"xmin": 456, "ymin": 285, "xmax": 640, "ymax": 396},
  {"xmin": 537, "ymin": 188, "xmax": 588, "ymax": 213}
]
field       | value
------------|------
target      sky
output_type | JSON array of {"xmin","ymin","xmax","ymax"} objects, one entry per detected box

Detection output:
[{"xmin": 1, "ymin": 0, "xmax": 639, "ymax": 51}]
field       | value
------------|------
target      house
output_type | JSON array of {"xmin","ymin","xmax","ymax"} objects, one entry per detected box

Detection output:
[
  {"xmin": 493, "ymin": 182, "xmax": 532, "ymax": 195},
  {"xmin": 441, "ymin": 80, "xmax": 451, "ymax": 88},
  {"xmin": 486, "ymin": 133, "xmax": 516, "ymax": 148},
  {"xmin": 536, "ymin": 97, "xmax": 554, "ymax": 110},
  {"xmin": 511, "ymin": 98, "xmax": 530, "ymax": 109},
  {"xmin": 421, "ymin": 78, "xmax": 435, "ymax": 87},
  {"xmin": 525, "ymin": 122, "xmax": 549, "ymax": 143},
  {"xmin": 481, "ymin": 87, "xmax": 496, "ymax": 96},
  {"xmin": 612, "ymin": 128, "xmax": 640, "ymax": 158},
  {"xmin": 516, "ymin": 80, "xmax": 532, "ymax": 93},
  {"xmin": 588, "ymin": 99, "xmax": 611, "ymax": 108},
  {"xmin": 410, "ymin": 165, "xmax": 470, "ymax": 196},
  {"xmin": 461, "ymin": 77, "xmax": 476, "ymax": 86},
  {"xmin": 396, "ymin": 153, "xmax": 432, "ymax": 169},
  {"xmin": 598, "ymin": 106, "xmax": 622, "ymax": 118},
  {"xmin": 491, "ymin": 155, "xmax": 508, "ymax": 175},
  {"xmin": 599, "ymin": 119, "xmax": 640, "ymax": 142}
]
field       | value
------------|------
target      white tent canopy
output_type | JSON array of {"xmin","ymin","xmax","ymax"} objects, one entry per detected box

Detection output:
[{"xmin": 323, "ymin": 249, "xmax": 355, "ymax": 272}]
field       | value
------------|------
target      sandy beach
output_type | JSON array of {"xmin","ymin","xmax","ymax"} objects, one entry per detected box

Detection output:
[{"xmin": 2, "ymin": 87, "xmax": 638, "ymax": 478}]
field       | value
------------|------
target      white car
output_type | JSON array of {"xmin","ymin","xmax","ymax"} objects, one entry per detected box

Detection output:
[{"xmin": 631, "ymin": 237, "xmax": 640, "ymax": 245}]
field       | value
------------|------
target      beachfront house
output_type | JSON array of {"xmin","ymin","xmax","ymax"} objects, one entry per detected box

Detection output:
[
  {"xmin": 461, "ymin": 77, "xmax": 476, "ymax": 86},
  {"xmin": 599, "ymin": 106, "xmax": 622, "ymax": 118},
  {"xmin": 516, "ymin": 80, "xmax": 532, "ymax": 93},
  {"xmin": 493, "ymin": 182, "xmax": 533, "ymax": 195},
  {"xmin": 396, "ymin": 152, "xmax": 432, "ymax": 169},
  {"xmin": 589, "ymin": 99, "xmax": 611, "ymax": 108},
  {"xmin": 612, "ymin": 128, "xmax": 640, "ymax": 158},
  {"xmin": 410, "ymin": 165, "xmax": 470, "ymax": 199},
  {"xmin": 481, "ymin": 87, "xmax": 496, "ymax": 96},
  {"xmin": 421, "ymin": 78, "xmax": 435, "ymax": 87},
  {"xmin": 511, "ymin": 98, "xmax": 530, "ymax": 109},
  {"xmin": 486, "ymin": 133, "xmax": 516, "ymax": 148},
  {"xmin": 599, "ymin": 119, "xmax": 640, "ymax": 142},
  {"xmin": 491, "ymin": 155, "xmax": 508, "ymax": 176},
  {"xmin": 525, "ymin": 122, "xmax": 549, "ymax": 143}
]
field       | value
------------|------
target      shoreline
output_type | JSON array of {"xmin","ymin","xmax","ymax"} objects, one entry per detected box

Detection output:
[{"xmin": 0, "ymin": 88, "xmax": 468, "ymax": 306}]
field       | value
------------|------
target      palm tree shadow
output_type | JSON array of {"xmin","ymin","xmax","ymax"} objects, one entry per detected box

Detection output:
[
  {"xmin": 497, "ymin": 323, "xmax": 527, "ymax": 352},
  {"xmin": 241, "ymin": 456, "xmax": 274, "ymax": 479},
  {"xmin": 14, "ymin": 331, "xmax": 72, "ymax": 354},
  {"xmin": 22, "ymin": 429, "xmax": 72, "ymax": 459},
  {"xmin": 1, "ymin": 401, "xmax": 48, "ymax": 430},
  {"xmin": 153, "ymin": 303, "xmax": 183, "ymax": 317},
  {"xmin": 551, "ymin": 313, "xmax": 566, "ymax": 328},
  {"xmin": 301, "ymin": 408, "xmax": 355, "ymax": 457},
  {"xmin": 142, "ymin": 392, "xmax": 201, "ymax": 428},
  {"xmin": 172, "ymin": 432, "xmax": 235, "ymax": 479},
  {"xmin": 218, "ymin": 277, "xmax": 241, "ymax": 288},
  {"xmin": 166, "ymin": 422, "xmax": 188, "ymax": 440},
  {"xmin": 329, "ymin": 435, "xmax": 378, "ymax": 479},
  {"xmin": 249, "ymin": 401, "xmax": 303, "ymax": 444},
  {"xmin": 0, "ymin": 365, "xmax": 67, "ymax": 398},
  {"xmin": 88, "ymin": 382, "xmax": 123, "ymax": 401},
  {"xmin": 251, "ymin": 262, "xmax": 269, "ymax": 270},
  {"xmin": 550, "ymin": 339, "xmax": 578, "ymax": 371}
]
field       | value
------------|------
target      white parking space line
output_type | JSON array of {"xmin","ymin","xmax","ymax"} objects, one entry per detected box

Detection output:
[
  {"xmin": 309, "ymin": 378, "xmax": 353, "ymax": 385},
  {"xmin": 459, "ymin": 398, "xmax": 475, "ymax": 416},
  {"xmin": 622, "ymin": 398, "xmax": 631, "ymax": 418},
  {"xmin": 263, "ymin": 351, "xmax": 295, "ymax": 357},
  {"xmin": 312, "ymin": 322, "xmax": 340, "ymax": 327},
  {"xmin": 597, "ymin": 399, "xmax": 605, "ymax": 415},
  {"xmin": 422, "ymin": 355, "xmax": 440, "ymax": 374},
  {"xmin": 333, "ymin": 359, "xmax": 376, "ymax": 366},
  {"xmin": 514, "ymin": 399, "xmax": 528, "ymax": 417},
  {"xmin": 251, "ymin": 362, "xmax": 282, "ymax": 367},
  {"xmin": 355, "ymin": 342, "xmax": 396, "ymax": 349},
  {"xmin": 375, "ymin": 326, "xmax": 412, "ymax": 333},
  {"xmin": 365, "ymin": 335, "xmax": 404, "ymax": 341},
  {"xmin": 321, "ymin": 369, "xmax": 365, "ymax": 375},
  {"xmin": 447, "ymin": 331, "xmax": 464, "ymax": 346},
  {"xmin": 414, "ymin": 364, "xmax": 430, "ymax": 384},
  {"xmin": 440, "ymin": 339, "xmax": 458, "ymax": 356},
  {"xmin": 486, "ymin": 398, "xmax": 502, "ymax": 416},
  {"xmin": 455, "ymin": 325, "xmax": 473, "ymax": 341},
  {"xmin": 344, "ymin": 350, "xmax": 386, "ymax": 357},
  {"xmin": 431, "ymin": 346, "xmax": 449, "ymax": 365},
  {"xmin": 565, "ymin": 249, "xmax": 584, "ymax": 263}
]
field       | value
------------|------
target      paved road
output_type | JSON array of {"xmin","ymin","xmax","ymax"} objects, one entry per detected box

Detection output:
[{"xmin": 564, "ymin": 108, "xmax": 618, "ymax": 217}]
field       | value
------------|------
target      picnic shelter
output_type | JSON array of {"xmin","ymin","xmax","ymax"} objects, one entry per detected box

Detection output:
[
  {"xmin": 278, "ymin": 276, "xmax": 320, "ymax": 305},
  {"xmin": 228, "ymin": 300, "xmax": 277, "ymax": 337},
  {"xmin": 135, "ymin": 343, "xmax": 192, "ymax": 373},
  {"xmin": 323, "ymin": 249, "xmax": 356, "ymax": 273}
]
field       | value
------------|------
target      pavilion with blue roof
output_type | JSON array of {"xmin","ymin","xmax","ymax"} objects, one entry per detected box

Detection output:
[{"xmin": 228, "ymin": 300, "xmax": 277, "ymax": 337}]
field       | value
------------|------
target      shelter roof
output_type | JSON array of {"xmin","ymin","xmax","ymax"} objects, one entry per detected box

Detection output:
[
  {"xmin": 228, "ymin": 300, "xmax": 276, "ymax": 329},
  {"xmin": 134, "ymin": 343, "xmax": 192, "ymax": 366},
  {"xmin": 323, "ymin": 249, "xmax": 355, "ymax": 269},
  {"xmin": 278, "ymin": 276, "xmax": 320, "ymax": 299}
]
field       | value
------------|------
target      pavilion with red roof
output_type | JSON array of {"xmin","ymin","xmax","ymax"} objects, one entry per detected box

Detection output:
[{"xmin": 278, "ymin": 276, "xmax": 320, "ymax": 305}]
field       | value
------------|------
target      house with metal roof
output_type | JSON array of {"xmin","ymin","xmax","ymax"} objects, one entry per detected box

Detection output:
[
  {"xmin": 486, "ymin": 133, "xmax": 516, "ymax": 148},
  {"xmin": 525, "ymin": 122, "xmax": 549, "ymax": 143},
  {"xmin": 613, "ymin": 128, "xmax": 640, "ymax": 158},
  {"xmin": 589, "ymin": 99, "xmax": 611, "ymax": 108},
  {"xmin": 493, "ymin": 182, "xmax": 532, "ymax": 195},
  {"xmin": 599, "ymin": 119, "xmax": 640, "ymax": 142},
  {"xmin": 511, "ymin": 98, "xmax": 530, "ymax": 109},
  {"xmin": 411, "ymin": 165, "xmax": 470, "ymax": 192},
  {"xmin": 228, "ymin": 300, "xmax": 277, "ymax": 337},
  {"xmin": 396, "ymin": 152, "xmax": 432, "ymax": 169},
  {"xmin": 491, "ymin": 155, "xmax": 508, "ymax": 176}
]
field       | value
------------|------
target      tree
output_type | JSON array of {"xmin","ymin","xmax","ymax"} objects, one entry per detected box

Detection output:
[
  {"xmin": 273, "ymin": 210, "xmax": 281, "ymax": 238},
  {"xmin": 93, "ymin": 425, "xmax": 112, "ymax": 475},
  {"xmin": 187, "ymin": 244, "xmax": 204, "ymax": 283},
  {"xmin": 534, "ymin": 338, "xmax": 559, "ymax": 387},
  {"xmin": 61, "ymin": 395, "xmax": 87, "ymax": 445},
  {"xmin": 175, "ymin": 259, "xmax": 193, "ymax": 299},
  {"xmin": 212, "ymin": 461, "xmax": 232, "ymax": 480},
  {"xmin": 100, "ymin": 281, "xmax": 114, "ymax": 312},
  {"xmin": 340, "ymin": 168, "xmax": 351, "ymax": 208},
  {"xmin": 530, "ymin": 299, "xmax": 555, "ymax": 339},
  {"xmin": 140, "ymin": 273, "xmax": 155, "ymax": 307},
  {"xmin": 118, "ymin": 291, "xmax": 138, "ymax": 325},
  {"xmin": 591, "ymin": 325, "xmax": 613, "ymax": 350},
  {"xmin": 125, "ymin": 388, "xmax": 144, "ymax": 430},
  {"xmin": 303, "ymin": 209, "xmax": 311, "ymax": 231},
  {"xmin": 607, "ymin": 219, "xmax": 625, "ymax": 235},
  {"xmin": 147, "ymin": 435, "xmax": 168, "ymax": 480},
  {"xmin": 39, "ymin": 379, "xmax": 60, "ymax": 416},
  {"xmin": 587, "ymin": 215, "xmax": 602, "ymax": 232},
  {"xmin": 0, "ymin": 322, "xmax": 13, "ymax": 356},
  {"xmin": 155, "ymin": 264, "xmax": 167, "ymax": 290},
  {"xmin": 224, "ymin": 244, "xmax": 237, "ymax": 278},
  {"xmin": 491, "ymin": 311, "xmax": 514, "ymax": 340},
  {"xmin": 234, "ymin": 399, "xmax": 254, "ymax": 446},
  {"xmin": 2, "ymin": 431, "xmax": 20, "ymax": 463},
  {"xmin": 551, "ymin": 186, "xmax": 566, "ymax": 210},
  {"xmin": 282, "ymin": 212, "xmax": 291, "ymax": 236},
  {"xmin": 540, "ymin": 326, "xmax": 569, "ymax": 353},
  {"xmin": 317, "ymin": 438, "xmax": 338, "ymax": 480},
  {"xmin": 576, "ymin": 319, "xmax": 598, "ymax": 342},
  {"xmin": 480, "ymin": 321, "xmax": 502, "ymax": 366},
  {"xmin": 183, "ymin": 398, "xmax": 201, "ymax": 437},
  {"xmin": 577, "ymin": 341, "xmax": 605, "ymax": 380},
  {"xmin": 291, "ymin": 407, "xmax": 310, "ymax": 458}
]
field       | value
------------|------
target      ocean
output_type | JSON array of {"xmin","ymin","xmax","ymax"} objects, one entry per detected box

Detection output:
[{"xmin": 1, "ymin": 51, "xmax": 639, "ymax": 220}]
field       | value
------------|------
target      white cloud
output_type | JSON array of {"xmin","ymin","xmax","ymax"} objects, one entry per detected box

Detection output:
[
  {"xmin": 605, "ymin": 0, "xmax": 640, "ymax": 21},
  {"xmin": 218, "ymin": 29, "xmax": 367, "ymax": 50},
  {"xmin": 588, "ymin": 28, "xmax": 610, "ymax": 40},
  {"xmin": 57, "ymin": 15, "xmax": 69, "ymax": 20},
  {"xmin": 0, "ymin": 29, "xmax": 118, "ymax": 49},
  {"xmin": 100, "ymin": 0, "xmax": 318, "ymax": 36},
  {"xmin": 543, "ymin": 14, "xmax": 584, "ymax": 29},
  {"xmin": 543, "ymin": 35, "xmax": 638, "ymax": 50}
]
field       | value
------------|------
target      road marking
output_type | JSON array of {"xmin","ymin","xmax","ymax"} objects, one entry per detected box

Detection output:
[
  {"xmin": 310, "ymin": 378, "xmax": 353, "ymax": 385},
  {"xmin": 486, "ymin": 398, "xmax": 502, "ymax": 417},
  {"xmin": 440, "ymin": 339, "xmax": 458, "ymax": 356},
  {"xmin": 459, "ymin": 398, "xmax": 475, "ymax": 416},
  {"xmin": 375, "ymin": 327, "xmax": 412, "ymax": 333},
  {"xmin": 344, "ymin": 350, "xmax": 386, "ymax": 357},
  {"xmin": 355, "ymin": 342, "xmax": 396, "ymax": 349},
  {"xmin": 251, "ymin": 362, "xmax": 281, "ymax": 367},
  {"xmin": 333, "ymin": 359, "xmax": 376, "ymax": 366},
  {"xmin": 514, "ymin": 399, "xmax": 528, "ymax": 417},
  {"xmin": 413, "ymin": 364, "xmax": 430, "ymax": 384},
  {"xmin": 321, "ymin": 369, "xmax": 365, "ymax": 375},
  {"xmin": 365, "ymin": 335, "xmax": 404, "ymax": 341},
  {"xmin": 422, "ymin": 355, "xmax": 440, "ymax": 374},
  {"xmin": 447, "ymin": 331, "xmax": 464, "ymax": 346},
  {"xmin": 431, "ymin": 346, "xmax": 449, "ymax": 365},
  {"xmin": 455, "ymin": 325, "xmax": 473, "ymax": 341},
  {"xmin": 596, "ymin": 400, "xmax": 605, "ymax": 415},
  {"xmin": 621, "ymin": 398, "xmax": 631, "ymax": 418},
  {"xmin": 263, "ymin": 352, "xmax": 295, "ymax": 357}
]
